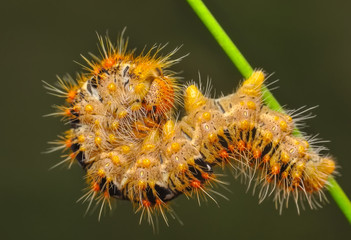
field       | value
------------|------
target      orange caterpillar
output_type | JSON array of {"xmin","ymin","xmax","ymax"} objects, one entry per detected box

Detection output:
[{"xmin": 45, "ymin": 33, "xmax": 336, "ymax": 226}]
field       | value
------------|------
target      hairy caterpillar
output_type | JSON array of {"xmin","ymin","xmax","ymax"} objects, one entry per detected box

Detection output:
[{"xmin": 44, "ymin": 33, "xmax": 336, "ymax": 226}]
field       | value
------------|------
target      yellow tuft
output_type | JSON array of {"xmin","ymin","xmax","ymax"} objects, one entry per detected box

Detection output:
[
  {"xmin": 184, "ymin": 85, "xmax": 206, "ymax": 113},
  {"xmin": 121, "ymin": 145, "xmax": 131, "ymax": 154},
  {"xmin": 279, "ymin": 120, "xmax": 288, "ymax": 131},
  {"xmin": 162, "ymin": 120, "xmax": 175, "ymax": 139},
  {"xmin": 171, "ymin": 142, "xmax": 181, "ymax": 153},
  {"xmin": 94, "ymin": 136, "xmax": 102, "ymax": 145},
  {"xmin": 111, "ymin": 155, "xmax": 120, "ymax": 165},
  {"xmin": 202, "ymin": 112, "xmax": 211, "ymax": 121},
  {"xmin": 243, "ymin": 70, "xmax": 265, "ymax": 87},
  {"xmin": 85, "ymin": 104, "xmax": 94, "ymax": 113},
  {"xmin": 107, "ymin": 83, "xmax": 116, "ymax": 92}
]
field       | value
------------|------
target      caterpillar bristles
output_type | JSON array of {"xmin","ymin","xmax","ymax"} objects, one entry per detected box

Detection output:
[
  {"xmin": 181, "ymin": 70, "xmax": 336, "ymax": 212},
  {"xmin": 45, "ymin": 31, "xmax": 337, "ymax": 227}
]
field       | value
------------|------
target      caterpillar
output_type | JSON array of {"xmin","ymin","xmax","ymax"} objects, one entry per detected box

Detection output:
[{"xmin": 44, "ymin": 33, "xmax": 336, "ymax": 227}]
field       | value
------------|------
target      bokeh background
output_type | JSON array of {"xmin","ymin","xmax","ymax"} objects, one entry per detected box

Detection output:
[{"xmin": 1, "ymin": 0, "xmax": 350, "ymax": 239}]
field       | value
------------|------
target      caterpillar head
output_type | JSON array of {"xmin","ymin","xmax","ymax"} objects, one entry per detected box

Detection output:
[
  {"xmin": 142, "ymin": 73, "xmax": 177, "ymax": 117},
  {"xmin": 125, "ymin": 62, "xmax": 179, "ymax": 118}
]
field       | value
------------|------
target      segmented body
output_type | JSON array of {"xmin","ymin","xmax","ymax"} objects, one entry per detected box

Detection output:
[
  {"xmin": 45, "ymin": 35, "xmax": 336, "ymax": 225},
  {"xmin": 182, "ymin": 72, "xmax": 335, "ymax": 211}
]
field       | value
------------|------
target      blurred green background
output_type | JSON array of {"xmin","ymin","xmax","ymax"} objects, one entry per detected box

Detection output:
[{"xmin": 1, "ymin": 0, "xmax": 350, "ymax": 239}]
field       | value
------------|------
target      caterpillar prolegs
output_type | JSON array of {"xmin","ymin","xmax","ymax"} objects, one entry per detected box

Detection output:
[{"xmin": 45, "ymin": 34, "xmax": 336, "ymax": 226}]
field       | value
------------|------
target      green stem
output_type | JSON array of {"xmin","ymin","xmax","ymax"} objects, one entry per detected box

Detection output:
[
  {"xmin": 328, "ymin": 178, "xmax": 351, "ymax": 223},
  {"xmin": 186, "ymin": 0, "xmax": 351, "ymax": 224},
  {"xmin": 186, "ymin": 0, "xmax": 253, "ymax": 79}
]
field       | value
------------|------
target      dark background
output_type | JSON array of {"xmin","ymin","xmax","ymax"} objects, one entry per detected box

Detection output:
[{"xmin": 1, "ymin": 0, "xmax": 350, "ymax": 239}]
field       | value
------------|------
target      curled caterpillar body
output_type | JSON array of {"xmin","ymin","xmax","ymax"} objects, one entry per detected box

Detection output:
[
  {"xmin": 45, "ymin": 34, "xmax": 224, "ymax": 226},
  {"xmin": 45, "ymin": 34, "xmax": 336, "ymax": 226}
]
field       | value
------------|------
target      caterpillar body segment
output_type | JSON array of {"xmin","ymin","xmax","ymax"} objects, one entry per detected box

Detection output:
[{"xmin": 182, "ymin": 71, "xmax": 336, "ymax": 210}]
